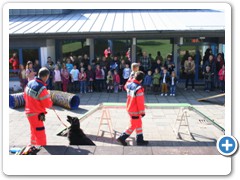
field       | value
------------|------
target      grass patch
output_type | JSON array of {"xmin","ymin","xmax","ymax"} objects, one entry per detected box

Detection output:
[
  {"xmin": 61, "ymin": 39, "xmax": 173, "ymax": 60},
  {"xmin": 137, "ymin": 39, "xmax": 172, "ymax": 60}
]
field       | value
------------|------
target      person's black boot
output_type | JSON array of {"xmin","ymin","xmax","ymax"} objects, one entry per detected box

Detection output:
[
  {"xmin": 116, "ymin": 133, "xmax": 129, "ymax": 146},
  {"xmin": 107, "ymin": 89, "xmax": 109, "ymax": 93},
  {"xmin": 136, "ymin": 134, "xmax": 149, "ymax": 146}
]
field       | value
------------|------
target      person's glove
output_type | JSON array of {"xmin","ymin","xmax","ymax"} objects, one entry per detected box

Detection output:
[
  {"xmin": 141, "ymin": 114, "xmax": 145, "ymax": 117},
  {"xmin": 38, "ymin": 113, "xmax": 45, "ymax": 122}
]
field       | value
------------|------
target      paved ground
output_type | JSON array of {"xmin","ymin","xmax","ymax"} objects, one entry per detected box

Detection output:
[{"xmin": 9, "ymin": 86, "xmax": 225, "ymax": 155}]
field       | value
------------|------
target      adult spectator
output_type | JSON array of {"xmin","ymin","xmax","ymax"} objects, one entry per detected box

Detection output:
[
  {"xmin": 82, "ymin": 54, "xmax": 90, "ymax": 70},
  {"xmin": 152, "ymin": 59, "xmax": 163, "ymax": 73},
  {"xmin": 203, "ymin": 54, "xmax": 216, "ymax": 90},
  {"xmin": 33, "ymin": 59, "xmax": 41, "ymax": 74},
  {"xmin": 110, "ymin": 55, "xmax": 120, "ymax": 73},
  {"xmin": 215, "ymin": 53, "xmax": 225, "ymax": 89},
  {"xmin": 184, "ymin": 56, "xmax": 195, "ymax": 91},
  {"xmin": 164, "ymin": 54, "xmax": 175, "ymax": 75},
  {"xmin": 126, "ymin": 48, "xmax": 131, "ymax": 61},
  {"xmin": 104, "ymin": 47, "xmax": 111, "ymax": 58},
  {"xmin": 155, "ymin": 51, "xmax": 163, "ymax": 62},
  {"xmin": 61, "ymin": 63, "xmax": 69, "ymax": 92},
  {"xmin": 9, "ymin": 52, "xmax": 19, "ymax": 70},
  {"xmin": 181, "ymin": 50, "xmax": 190, "ymax": 77},
  {"xmin": 140, "ymin": 52, "xmax": 151, "ymax": 73},
  {"xmin": 44, "ymin": 57, "xmax": 55, "ymax": 90},
  {"xmin": 18, "ymin": 64, "xmax": 27, "ymax": 91},
  {"xmin": 203, "ymin": 48, "xmax": 212, "ymax": 65},
  {"xmin": 101, "ymin": 56, "xmax": 109, "ymax": 72},
  {"xmin": 149, "ymin": 53, "xmax": 154, "ymax": 66}
]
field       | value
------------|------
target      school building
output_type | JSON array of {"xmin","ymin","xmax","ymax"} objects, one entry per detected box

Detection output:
[{"xmin": 9, "ymin": 9, "xmax": 225, "ymax": 90}]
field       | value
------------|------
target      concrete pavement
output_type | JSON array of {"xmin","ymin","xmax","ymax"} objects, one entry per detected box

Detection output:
[{"xmin": 9, "ymin": 86, "xmax": 225, "ymax": 155}]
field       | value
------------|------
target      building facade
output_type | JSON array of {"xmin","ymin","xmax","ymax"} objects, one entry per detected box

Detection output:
[{"xmin": 9, "ymin": 9, "xmax": 225, "ymax": 89}]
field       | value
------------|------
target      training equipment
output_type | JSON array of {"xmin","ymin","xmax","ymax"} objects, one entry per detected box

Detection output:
[
  {"xmin": 9, "ymin": 92, "xmax": 25, "ymax": 109},
  {"xmin": 197, "ymin": 93, "xmax": 225, "ymax": 105},
  {"xmin": 50, "ymin": 91, "xmax": 80, "ymax": 110},
  {"xmin": 97, "ymin": 108, "xmax": 114, "ymax": 138},
  {"xmin": 9, "ymin": 90, "xmax": 80, "ymax": 110}
]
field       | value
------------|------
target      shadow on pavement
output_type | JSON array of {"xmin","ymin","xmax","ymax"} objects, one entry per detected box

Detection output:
[{"xmin": 39, "ymin": 145, "xmax": 94, "ymax": 155}]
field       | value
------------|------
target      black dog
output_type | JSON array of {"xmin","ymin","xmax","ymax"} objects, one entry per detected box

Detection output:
[{"xmin": 67, "ymin": 115, "xmax": 95, "ymax": 146}]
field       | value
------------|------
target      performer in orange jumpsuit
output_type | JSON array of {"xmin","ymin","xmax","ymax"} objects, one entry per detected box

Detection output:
[
  {"xmin": 24, "ymin": 67, "xmax": 53, "ymax": 146},
  {"xmin": 117, "ymin": 71, "xmax": 148, "ymax": 146}
]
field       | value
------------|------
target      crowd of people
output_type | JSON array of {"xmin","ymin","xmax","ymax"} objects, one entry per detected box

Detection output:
[{"xmin": 12, "ymin": 47, "xmax": 225, "ymax": 96}]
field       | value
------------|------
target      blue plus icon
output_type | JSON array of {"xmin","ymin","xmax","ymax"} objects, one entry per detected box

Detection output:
[{"xmin": 217, "ymin": 136, "xmax": 238, "ymax": 156}]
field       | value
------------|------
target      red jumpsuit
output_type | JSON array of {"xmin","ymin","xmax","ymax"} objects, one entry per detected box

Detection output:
[
  {"xmin": 124, "ymin": 79, "xmax": 145, "ymax": 136},
  {"xmin": 24, "ymin": 78, "xmax": 53, "ymax": 146}
]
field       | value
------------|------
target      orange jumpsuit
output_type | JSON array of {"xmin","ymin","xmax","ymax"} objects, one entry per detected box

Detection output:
[
  {"xmin": 24, "ymin": 78, "xmax": 53, "ymax": 146},
  {"xmin": 124, "ymin": 79, "xmax": 145, "ymax": 136}
]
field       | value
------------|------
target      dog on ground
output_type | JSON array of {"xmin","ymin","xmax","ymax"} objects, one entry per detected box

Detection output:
[{"xmin": 67, "ymin": 115, "xmax": 95, "ymax": 146}]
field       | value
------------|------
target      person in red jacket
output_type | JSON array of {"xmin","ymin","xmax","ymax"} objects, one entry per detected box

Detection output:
[
  {"xmin": 113, "ymin": 70, "xmax": 120, "ymax": 93},
  {"xmin": 218, "ymin": 64, "xmax": 225, "ymax": 93},
  {"xmin": 9, "ymin": 52, "xmax": 19, "ymax": 70},
  {"xmin": 117, "ymin": 71, "xmax": 148, "ymax": 146},
  {"xmin": 24, "ymin": 67, "xmax": 53, "ymax": 146}
]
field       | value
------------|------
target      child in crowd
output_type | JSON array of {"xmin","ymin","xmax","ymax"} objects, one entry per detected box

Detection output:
[
  {"xmin": 66, "ymin": 58, "xmax": 73, "ymax": 73},
  {"xmin": 143, "ymin": 70, "xmax": 153, "ymax": 94},
  {"xmin": 218, "ymin": 64, "xmax": 225, "ymax": 93},
  {"xmin": 53, "ymin": 65, "xmax": 62, "ymax": 91},
  {"xmin": 79, "ymin": 67, "xmax": 87, "ymax": 93},
  {"xmin": 18, "ymin": 64, "xmax": 27, "ymax": 91},
  {"xmin": 61, "ymin": 63, "xmax": 69, "ymax": 92},
  {"xmin": 204, "ymin": 66, "xmax": 213, "ymax": 92},
  {"xmin": 122, "ymin": 63, "xmax": 131, "ymax": 86},
  {"xmin": 101, "ymin": 66, "xmax": 107, "ymax": 90},
  {"xmin": 124, "ymin": 63, "xmax": 139, "ymax": 91},
  {"xmin": 160, "ymin": 69, "xmax": 169, "ymax": 96},
  {"xmin": 152, "ymin": 68, "xmax": 161, "ymax": 94},
  {"xmin": 66, "ymin": 58, "xmax": 74, "ymax": 91},
  {"xmin": 70, "ymin": 65, "xmax": 80, "ymax": 93},
  {"xmin": 169, "ymin": 71, "xmax": 178, "ymax": 96},
  {"xmin": 26, "ymin": 61, "xmax": 37, "ymax": 82},
  {"xmin": 106, "ymin": 71, "xmax": 114, "ymax": 93},
  {"xmin": 129, "ymin": 63, "xmax": 140, "ymax": 81},
  {"xmin": 160, "ymin": 66, "xmax": 165, "ymax": 77},
  {"xmin": 113, "ymin": 70, "xmax": 121, "ymax": 93},
  {"xmin": 86, "ymin": 65, "xmax": 94, "ymax": 93},
  {"xmin": 95, "ymin": 65, "xmax": 103, "ymax": 92}
]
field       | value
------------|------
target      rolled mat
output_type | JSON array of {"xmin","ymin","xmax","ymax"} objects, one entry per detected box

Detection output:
[
  {"xmin": 9, "ymin": 91, "xmax": 80, "ymax": 110},
  {"xmin": 9, "ymin": 92, "xmax": 25, "ymax": 109},
  {"xmin": 50, "ymin": 90, "xmax": 80, "ymax": 110}
]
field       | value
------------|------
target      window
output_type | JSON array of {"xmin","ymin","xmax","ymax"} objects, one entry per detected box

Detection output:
[
  {"xmin": 61, "ymin": 39, "xmax": 88, "ymax": 62},
  {"xmin": 22, "ymin": 49, "xmax": 39, "ymax": 66},
  {"xmin": 136, "ymin": 39, "xmax": 172, "ymax": 61}
]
